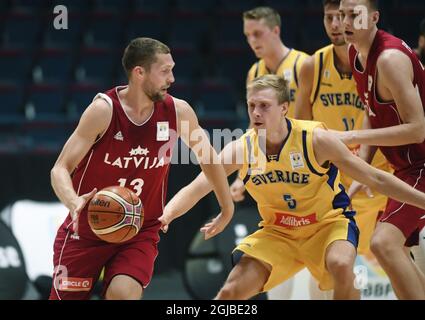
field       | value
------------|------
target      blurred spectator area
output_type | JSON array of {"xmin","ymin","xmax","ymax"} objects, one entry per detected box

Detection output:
[{"xmin": 0, "ymin": 0, "xmax": 424, "ymax": 153}]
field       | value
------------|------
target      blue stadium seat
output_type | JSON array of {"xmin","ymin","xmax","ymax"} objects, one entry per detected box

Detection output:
[
  {"xmin": 0, "ymin": 49, "xmax": 31, "ymax": 83},
  {"xmin": 168, "ymin": 80, "xmax": 194, "ymax": 105},
  {"xmin": 94, "ymin": 0, "xmax": 131, "ymax": 10},
  {"xmin": 125, "ymin": 13, "xmax": 165, "ymax": 43},
  {"xmin": 218, "ymin": 0, "xmax": 263, "ymax": 12},
  {"xmin": 171, "ymin": 46, "xmax": 200, "ymax": 80},
  {"xmin": 69, "ymin": 84, "xmax": 106, "ymax": 114},
  {"xmin": 34, "ymin": 48, "xmax": 73, "ymax": 83},
  {"xmin": 194, "ymin": 79, "xmax": 238, "ymax": 120},
  {"xmin": 74, "ymin": 48, "xmax": 117, "ymax": 84},
  {"xmin": 0, "ymin": 83, "xmax": 24, "ymax": 123},
  {"xmin": 175, "ymin": 0, "xmax": 219, "ymax": 13},
  {"xmin": 84, "ymin": 11, "xmax": 124, "ymax": 47},
  {"xmin": 215, "ymin": 12, "xmax": 246, "ymax": 47},
  {"xmin": 168, "ymin": 13, "xmax": 210, "ymax": 47},
  {"xmin": 28, "ymin": 85, "xmax": 66, "ymax": 120},
  {"xmin": 215, "ymin": 45, "xmax": 255, "ymax": 85},
  {"xmin": 134, "ymin": 0, "xmax": 170, "ymax": 12},
  {"xmin": 2, "ymin": 10, "xmax": 41, "ymax": 48}
]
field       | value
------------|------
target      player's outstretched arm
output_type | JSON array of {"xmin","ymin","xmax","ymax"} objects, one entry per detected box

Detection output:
[
  {"xmin": 50, "ymin": 99, "xmax": 111, "ymax": 229},
  {"xmin": 337, "ymin": 50, "xmax": 425, "ymax": 146},
  {"xmin": 160, "ymin": 98, "xmax": 239, "ymax": 239},
  {"xmin": 313, "ymin": 128, "xmax": 425, "ymax": 211},
  {"xmin": 294, "ymin": 55, "xmax": 314, "ymax": 120}
]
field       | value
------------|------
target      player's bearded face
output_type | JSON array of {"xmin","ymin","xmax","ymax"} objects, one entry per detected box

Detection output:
[
  {"xmin": 143, "ymin": 54, "xmax": 175, "ymax": 102},
  {"xmin": 324, "ymin": 6, "xmax": 346, "ymax": 46},
  {"xmin": 143, "ymin": 77, "xmax": 166, "ymax": 102}
]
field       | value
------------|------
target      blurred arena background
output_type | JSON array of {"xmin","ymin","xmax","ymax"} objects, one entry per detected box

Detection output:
[{"xmin": 0, "ymin": 0, "xmax": 424, "ymax": 300}]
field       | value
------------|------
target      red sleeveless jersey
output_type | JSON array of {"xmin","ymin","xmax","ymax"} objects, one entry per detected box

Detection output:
[
  {"xmin": 349, "ymin": 30, "xmax": 425, "ymax": 171},
  {"xmin": 65, "ymin": 86, "xmax": 177, "ymax": 240}
]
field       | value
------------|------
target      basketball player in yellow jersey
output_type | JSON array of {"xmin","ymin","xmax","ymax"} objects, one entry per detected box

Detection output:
[
  {"xmin": 243, "ymin": 6, "xmax": 308, "ymax": 119},
  {"xmin": 159, "ymin": 75, "xmax": 425, "ymax": 300},
  {"xmin": 295, "ymin": 0, "xmax": 392, "ymax": 256},
  {"xmin": 230, "ymin": 6, "xmax": 309, "ymax": 203}
]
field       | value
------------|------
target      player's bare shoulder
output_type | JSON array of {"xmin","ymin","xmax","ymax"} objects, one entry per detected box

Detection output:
[
  {"xmin": 172, "ymin": 96, "xmax": 198, "ymax": 122},
  {"xmin": 77, "ymin": 96, "xmax": 113, "ymax": 137},
  {"xmin": 377, "ymin": 49, "xmax": 413, "ymax": 75}
]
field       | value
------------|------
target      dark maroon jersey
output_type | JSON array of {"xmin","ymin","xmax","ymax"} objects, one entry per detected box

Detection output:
[
  {"xmin": 64, "ymin": 86, "xmax": 177, "ymax": 240},
  {"xmin": 349, "ymin": 30, "xmax": 425, "ymax": 171}
]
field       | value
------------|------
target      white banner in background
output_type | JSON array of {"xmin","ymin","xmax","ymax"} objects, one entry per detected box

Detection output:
[{"xmin": 7, "ymin": 201, "xmax": 68, "ymax": 281}]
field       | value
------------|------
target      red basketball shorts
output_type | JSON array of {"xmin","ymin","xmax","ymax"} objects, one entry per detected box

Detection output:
[{"xmin": 49, "ymin": 224, "xmax": 160, "ymax": 300}]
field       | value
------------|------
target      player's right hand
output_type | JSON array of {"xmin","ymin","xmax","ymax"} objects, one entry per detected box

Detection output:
[
  {"xmin": 230, "ymin": 177, "xmax": 246, "ymax": 202},
  {"xmin": 348, "ymin": 180, "xmax": 374, "ymax": 200},
  {"xmin": 70, "ymin": 188, "xmax": 97, "ymax": 234},
  {"xmin": 158, "ymin": 214, "xmax": 171, "ymax": 233}
]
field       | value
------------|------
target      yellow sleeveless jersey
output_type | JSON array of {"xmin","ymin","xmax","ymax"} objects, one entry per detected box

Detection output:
[
  {"xmin": 238, "ymin": 118, "xmax": 350, "ymax": 232},
  {"xmin": 247, "ymin": 49, "xmax": 308, "ymax": 118},
  {"xmin": 309, "ymin": 44, "xmax": 391, "ymax": 187}
]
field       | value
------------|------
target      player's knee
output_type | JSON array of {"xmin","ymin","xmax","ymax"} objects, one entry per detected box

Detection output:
[
  {"xmin": 370, "ymin": 233, "xmax": 396, "ymax": 258},
  {"xmin": 105, "ymin": 277, "xmax": 143, "ymax": 300},
  {"xmin": 216, "ymin": 283, "xmax": 239, "ymax": 300},
  {"xmin": 326, "ymin": 254, "xmax": 354, "ymax": 280}
]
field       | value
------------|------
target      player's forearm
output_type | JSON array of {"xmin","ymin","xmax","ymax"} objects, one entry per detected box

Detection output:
[
  {"xmin": 343, "ymin": 123, "xmax": 425, "ymax": 146},
  {"xmin": 50, "ymin": 166, "xmax": 78, "ymax": 211},
  {"xmin": 367, "ymin": 169, "xmax": 425, "ymax": 211},
  {"xmin": 357, "ymin": 144, "xmax": 377, "ymax": 164},
  {"xmin": 164, "ymin": 169, "xmax": 220, "ymax": 223},
  {"xmin": 200, "ymin": 162, "xmax": 234, "ymax": 215}
]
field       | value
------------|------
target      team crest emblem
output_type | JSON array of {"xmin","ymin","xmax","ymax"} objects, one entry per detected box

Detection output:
[
  {"xmin": 289, "ymin": 152, "xmax": 304, "ymax": 170},
  {"xmin": 157, "ymin": 121, "xmax": 169, "ymax": 141}
]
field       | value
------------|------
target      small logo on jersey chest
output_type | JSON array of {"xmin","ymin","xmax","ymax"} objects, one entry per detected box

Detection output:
[
  {"xmin": 289, "ymin": 152, "xmax": 304, "ymax": 170},
  {"xmin": 324, "ymin": 69, "xmax": 331, "ymax": 79},
  {"xmin": 157, "ymin": 122, "xmax": 169, "ymax": 141},
  {"xmin": 283, "ymin": 69, "xmax": 292, "ymax": 81},
  {"xmin": 114, "ymin": 131, "xmax": 124, "ymax": 141}
]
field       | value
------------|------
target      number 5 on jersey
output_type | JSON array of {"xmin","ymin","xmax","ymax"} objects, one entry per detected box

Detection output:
[{"xmin": 118, "ymin": 178, "xmax": 144, "ymax": 196}]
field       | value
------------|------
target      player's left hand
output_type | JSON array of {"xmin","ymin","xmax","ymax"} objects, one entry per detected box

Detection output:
[{"xmin": 200, "ymin": 207, "xmax": 233, "ymax": 240}]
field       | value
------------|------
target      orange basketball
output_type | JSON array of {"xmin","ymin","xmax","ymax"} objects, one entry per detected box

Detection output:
[{"xmin": 87, "ymin": 186, "xmax": 144, "ymax": 243}]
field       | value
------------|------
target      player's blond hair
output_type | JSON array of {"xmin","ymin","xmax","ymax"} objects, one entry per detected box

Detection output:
[
  {"xmin": 243, "ymin": 6, "xmax": 281, "ymax": 29},
  {"xmin": 247, "ymin": 75, "xmax": 290, "ymax": 105}
]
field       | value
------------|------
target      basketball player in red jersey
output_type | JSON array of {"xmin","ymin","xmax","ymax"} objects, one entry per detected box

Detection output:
[
  {"xmin": 49, "ymin": 38, "xmax": 234, "ymax": 300},
  {"xmin": 338, "ymin": 0, "xmax": 425, "ymax": 299}
]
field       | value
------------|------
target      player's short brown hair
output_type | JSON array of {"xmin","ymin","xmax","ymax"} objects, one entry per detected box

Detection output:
[
  {"xmin": 322, "ymin": 0, "xmax": 340, "ymax": 7},
  {"xmin": 122, "ymin": 37, "xmax": 170, "ymax": 77},
  {"xmin": 243, "ymin": 6, "xmax": 281, "ymax": 29},
  {"xmin": 367, "ymin": 0, "xmax": 379, "ymax": 10},
  {"xmin": 247, "ymin": 75, "xmax": 290, "ymax": 105}
]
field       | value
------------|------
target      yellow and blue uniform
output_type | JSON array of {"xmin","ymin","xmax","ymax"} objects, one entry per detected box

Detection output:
[
  {"xmin": 309, "ymin": 44, "xmax": 392, "ymax": 254},
  {"xmin": 247, "ymin": 49, "xmax": 308, "ymax": 118},
  {"xmin": 235, "ymin": 118, "xmax": 359, "ymax": 291}
]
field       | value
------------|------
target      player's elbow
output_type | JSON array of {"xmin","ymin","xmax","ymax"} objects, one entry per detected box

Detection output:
[{"xmin": 413, "ymin": 127, "xmax": 425, "ymax": 144}]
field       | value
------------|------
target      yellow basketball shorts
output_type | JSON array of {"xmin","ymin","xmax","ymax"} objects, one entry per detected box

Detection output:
[
  {"xmin": 351, "ymin": 192, "xmax": 387, "ymax": 254},
  {"xmin": 232, "ymin": 213, "xmax": 359, "ymax": 291}
]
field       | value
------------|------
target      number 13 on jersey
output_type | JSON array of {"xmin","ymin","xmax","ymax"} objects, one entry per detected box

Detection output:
[{"xmin": 118, "ymin": 178, "xmax": 144, "ymax": 196}]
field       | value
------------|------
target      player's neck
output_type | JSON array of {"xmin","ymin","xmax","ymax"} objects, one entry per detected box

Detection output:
[
  {"xmin": 263, "ymin": 120, "xmax": 288, "ymax": 155},
  {"xmin": 122, "ymin": 84, "xmax": 154, "ymax": 114},
  {"xmin": 333, "ymin": 44, "xmax": 351, "ymax": 74},
  {"xmin": 265, "ymin": 43, "xmax": 290, "ymax": 73},
  {"xmin": 356, "ymin": 27, "xmax": 378, "ymax": 65}
]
